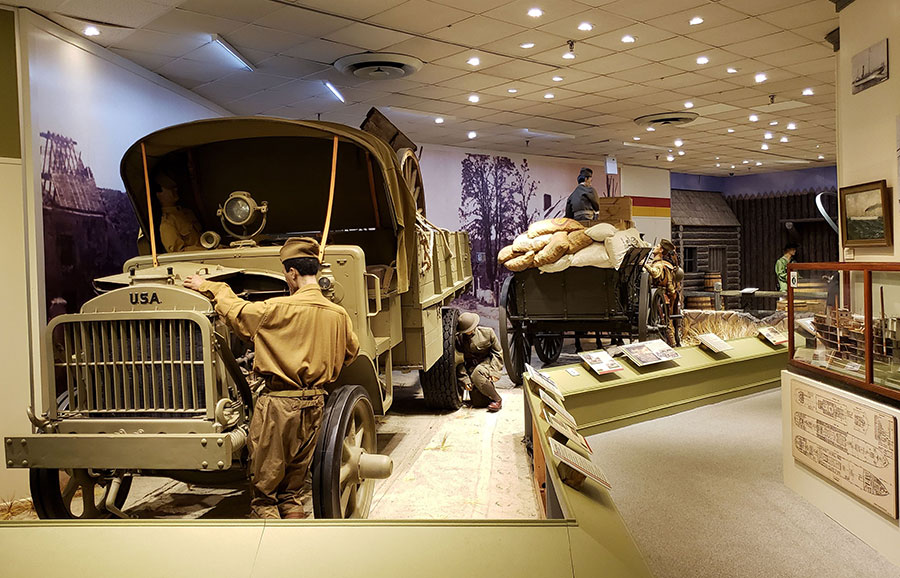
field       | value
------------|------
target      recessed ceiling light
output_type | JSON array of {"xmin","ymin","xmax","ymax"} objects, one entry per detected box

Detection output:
[
  {"xmin": 84, "ymin": 25, "xmax": 100, "ymax": 37},
  {"xmin": 817, "ymin": 154, "xmax": 825, "ymax": 160},
  {"xmin": 578, "ymin": 22, "xmax": 593, "ymax": 31},
  {"xmin": 666, "ymin": 155, "xmax": 675, "ymax": 162},
  {"xmin": 749, "ymin": 114, "xmax": 759, "ymax": 122},
  {"xmin": 646, "ymin": 127, "xmax": 656, "ymax": 132},
  {"xmin": 633, "ymin": 136, "xmax": 641, "ymax": 141},
  {"xmin": 690, "ymin": 16, "xmax": 704, "ymax": 26},
  {"xmin": 468, "ymin": 131, "xmax": 477, "ymax": 139},
  {"xmin": 562, "ymin": 52, "xmax": 576, "ymax": 60},
  {"xmin": 786, "ymin": 122, "xmax": 797, "ymax": 130},
  {"xmin": 764, "ymin": 132, "xmax": 773, "ymax": 139},
  {"xmin": 802, "ymin": 88, "xmax": 814, "ymax": 96},
  {"xmin": 769, "ymin": 121, "xmax": 778, "ymax": 126},
  {"xmin": 684, "ymin": 101, "xmax": 694, "ymax": 109},
  {"xmin": 467, "ymin": 56, "xmax": 480, "ymax": 66},
  {"xmin": 674, "ymin": 139, "xmax": 683, "ymax": 147},
  {"xmin": 552, "ymin": 76, "xmax": 563, "ymax": 82},
  {"xmin": 780, "ymin": 136, "xmax": 788, "ymax": 143},
  {"xmin": 621, "ymin": 34, "xmax": 636, "ymax": 43},
  {"xmin": 755, "ymin": 73, "xmax": 767, "ymax": 83},
  {"xmin": 816, "ymin": 144, "xmax": 820, "ymax": 148},
  {"xmin": 716, "ymin": 163, "xmax": 721, "ymax": 167},
  {"xmin": 756, "ymin": 162, "xmax": 762, "ymax": 166},
  {"xmin": 696, "ymin": 56, "xmax": 709, "ymax": 65},
  {"xmin": 528, "ymin": 8, "xmax": 543, "ymax": 18},
  {"xmin": 726, "ymin": 67, "xmax": 738, "ymax": 74},
  {"xmin": 668, "ymin": 149, "xmax": 673, "ymax": 152},
  {"xmin": 678, "ymin": 150, "xmax": 685, "ymax": 156},
  {"xmin": 715, "ymin": 157, "xmax": 720, "ymax": 160},
  {"xmin": 507, "ymin": 88, "xmax": 518, "ymax": 93},
  {"xmin": 520, "ymin": 42, "xmax": 535, "ymax": 49},
  {"xmin": 727, "ymin": 128, "xmax": 735, "ymax": 133},
  {"xmin": 468, "ymin": 94, "xmax": 480, "ymax": 103},
  {"xmin": 761, "ymin": 143, "xmax": 769, "ymax": 150},
  {"xmin": 544, "ymin": 93, "xmax": 554, "ymax": 99},
  {"xmin": 742, "ymin": 160, "xmax": 749, "ymax": 164},
  {"xmin": 434, "ymin": 117, "xmax": 444, "ymax": 124},
  {"xmin": 731, "ymin": 165, "xmax": 736, "ymax": 169}
]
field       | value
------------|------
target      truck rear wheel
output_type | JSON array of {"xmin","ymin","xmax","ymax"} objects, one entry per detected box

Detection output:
[
  {"xmin": 30, "ymin": 468, "xmax": 132, "ymax": 519},
  {"xmin": 419, "ymin": 307, "xmax": 464, "ymax": 410}
]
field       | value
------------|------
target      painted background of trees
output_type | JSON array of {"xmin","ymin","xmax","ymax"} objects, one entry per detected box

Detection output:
[{"xmin": 459, "ymin": 153, "xmax": 540, "ymax": 306}]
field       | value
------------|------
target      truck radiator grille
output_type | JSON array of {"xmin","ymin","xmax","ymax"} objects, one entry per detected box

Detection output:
[{"xmin": 55, "ymin": 318, "xmax": 207, "ymax": 415}]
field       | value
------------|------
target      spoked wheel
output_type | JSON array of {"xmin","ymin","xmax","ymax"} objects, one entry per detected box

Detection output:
[
  {"xmin": 30, "ymin": 468, "xmax": 132, "ymax": 519},
  {"xmin": 399, "ymin": 148, "xmax": 426, "ymax": 216},
  {"xmin": 499, "ymin": 275, "xmax": 531, "ymax": 385},
  {"xmin": 313, "ymin": 385, "xmax": 391, "ymax": 519},
  {"xmin": 534, "ymin": 335, "xmax": 564, "ymax": 365},
  {"xmin": 648, "ymin": 288, "xmax": 674, "ymax": 345}
]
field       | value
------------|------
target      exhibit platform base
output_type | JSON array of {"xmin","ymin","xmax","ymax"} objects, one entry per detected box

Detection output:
[
  {"xmin": 782, "ymin": 371, "xmax": 900, "ymax": 567},
  {"xmin": 536, "ymin": 336, "xmax": 788, "ymax": 437}
]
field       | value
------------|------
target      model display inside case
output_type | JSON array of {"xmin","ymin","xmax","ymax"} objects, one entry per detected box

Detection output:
[{"xmin": 788, "ymin": 262, "xmax": 900, "ymax": 402}]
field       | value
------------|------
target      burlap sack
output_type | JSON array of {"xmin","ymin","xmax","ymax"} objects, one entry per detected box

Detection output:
[
  {"xmin": 605, "ymin": 228, "xmax": 646, "ymax": 269},
  {"xmin": 505, "ymin": 251, "xmax": 535, "ymax": 272},
  {"xmin": 571, "ymin": 242, "xmax": 612, "ymax": 268},
  {"xmin": 533, "ymin": 231, "xmax": 570, "ymax": 267},
  {"xmin": 539, "ymin": 254, "xmax": 572, "ymax": 273},
  {"xmin": 512, "ymin": 233, "xmax": 532, "ymax": 253},
  {"xmin": 584, "ymin": 222, "xmax": 617, "ymax": 242},
  {"xmin": 527, "ymin": 217, "xmax": 583, "ymax": 238},
  {"xmin": 497, "ymin": 245, "xmax": 518, "ymax": 265},
  {"xmin": 567, "ymin": 230, "xmax": 593, "ymax": 254},
  {"xmin": 530, "ymin": 234, "xmax": 552, "ymax": 252}
]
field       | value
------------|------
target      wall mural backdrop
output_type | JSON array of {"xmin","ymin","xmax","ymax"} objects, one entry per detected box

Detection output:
[{"xmin": 26, "ymin": 16, "xmax": 222, "ymax": 318}]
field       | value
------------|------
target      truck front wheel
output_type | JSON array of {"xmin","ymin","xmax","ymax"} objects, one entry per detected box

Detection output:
[{"xmin": 30, "ymin": 468, "xmax": 132, "ymax": 519}]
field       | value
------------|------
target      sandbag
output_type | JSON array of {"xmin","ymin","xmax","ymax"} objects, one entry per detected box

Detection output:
[
  {"xmin": 584, "ymin": 222, "xmax": 617, "ymax": 242},
  {"xmin": 527, "ymin": 217, "xmax": 583, "ymax": 238},
  {"xmin": 567, "ymin": 230, "xmax": 593, "ymax": 254},
  {"xmin": 512, "ymin": 233, "xmax": 532, "ymax": 253},
  {"xmin": 497, "ymin": 245, "xmax": 518, "ymax": 265},
  {"xmin": 530, "ymin": 234, "xmax": 552, "ymax": 252},
  {"xmin": 605, "ymin": 228, "xmax": 646, "ymax": 269},
  {"xmin": 505, "ymin": 251, "xmax": 535, "ymax": 272},
  {"xmin": 534, "ymin": 231, "xmax": 570, "ymax": 267},
  {"xmin": 539, "ymin": 254, "xmax": 572, "ymax": 273},
  {"xmin": 571, "ymin": 242, "xmax": 612, "ymax": 268}
]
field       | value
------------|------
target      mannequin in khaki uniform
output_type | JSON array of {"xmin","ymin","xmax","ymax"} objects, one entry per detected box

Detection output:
[
  {"xmin": 455, "ymin": 312, "xmax": 503, "ymax": 412},
  {"xmin": 155, "ymin": 174, "xmax": 204, "ymax": 253},
  {"xmin": 184, "ymin": 237, "xmax": 359, "ymax": 518},
  {"xmin": 645, "ymin": 239, "xmax": 680, "ymax": 346}
]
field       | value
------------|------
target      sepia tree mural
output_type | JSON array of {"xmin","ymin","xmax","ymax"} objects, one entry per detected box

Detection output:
[{"xmin": 459, "ymin": 153, "xmax": 540, "ymax": 305}]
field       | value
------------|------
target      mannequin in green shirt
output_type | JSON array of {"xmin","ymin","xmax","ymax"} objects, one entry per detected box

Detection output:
[{"xmin": 775, "ymin": 242, "xmax": 799, "ymax": 291}]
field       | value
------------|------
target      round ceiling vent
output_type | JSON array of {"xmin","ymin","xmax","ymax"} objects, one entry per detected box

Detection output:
[
  {"xmin": 634, "ymin": 111, "xmax": 699, "ymax": 128},
  {"xmin": 333, "ymin": 53, "xmax": 424, "ymax": 80}
]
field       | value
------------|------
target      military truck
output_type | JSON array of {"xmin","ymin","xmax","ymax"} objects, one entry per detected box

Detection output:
[{"xmin": 5, "ymin": 118, "xmax": 472, "ymax": 519}]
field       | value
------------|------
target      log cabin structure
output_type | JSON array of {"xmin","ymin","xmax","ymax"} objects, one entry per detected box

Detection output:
[{"xmin": 671, "ymin": 189, "xmax": 741, "ymax": 294}]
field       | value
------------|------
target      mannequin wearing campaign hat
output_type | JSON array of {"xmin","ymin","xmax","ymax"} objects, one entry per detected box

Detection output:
[
  {"xmin": 184, "ymin": 237, "xmax": 359, "ymax": 518},
  {"xmin": 455, "ymin": 312, "xmax": 504, "ymax": 412},
  {"xmin": 564, "ymin": 167, "xmax": 600, "ymax": 223}
]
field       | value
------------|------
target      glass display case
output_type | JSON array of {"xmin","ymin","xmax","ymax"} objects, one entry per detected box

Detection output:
[{"xmin": 788, "ymin": 262, "xmax": 900, "ymax": 402}]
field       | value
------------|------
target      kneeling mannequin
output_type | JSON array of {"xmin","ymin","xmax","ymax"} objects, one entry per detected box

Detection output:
[{"xmin": 456, "ymin": 312, "xmax": 504, "ymax": 412}]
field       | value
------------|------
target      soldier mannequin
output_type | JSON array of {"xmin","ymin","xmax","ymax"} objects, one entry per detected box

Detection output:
[
  {"xmin": 564, "ymin": 167, "xmax": 600, "ymax": 223},
  {"xmin": 775, "ymin": 242, "xmax": 799, "ymax": 292},
  {"xmin": 645, "ymin": 239, "xmax": 681, "ymax": 346},
  {"xmin": 154, "ymin": 173, "xmax": 204, "ymax": 253},
  {"xmin": 455, "ymin": 312, "xmax": 504, "ymax": 412},
  {"xmin": 184, "ymin": 237, "xmax": 359, "ymax": 518}
]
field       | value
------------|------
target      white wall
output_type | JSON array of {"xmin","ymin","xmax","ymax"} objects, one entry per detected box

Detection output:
[
  {"xmin": 620, "ymin": 164, "xmax": 672, "ymax": 244},
  {"xmin": 837, "ymin": 0, "xmax": 900, "ymax": 262}
]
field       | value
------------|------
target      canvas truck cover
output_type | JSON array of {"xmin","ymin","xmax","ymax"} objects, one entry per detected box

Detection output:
[{"xmin": 119, "ymin": 117, "xmax": 418, "ymax": 294}]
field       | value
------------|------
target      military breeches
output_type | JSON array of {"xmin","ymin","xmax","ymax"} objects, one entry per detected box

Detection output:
[
  {"xmin": 248, "ymin": 395, "xmax": 324, "ymax": 519},
  {"xmin": 458, "ymin": 361, "xmax": 501, "ymax": 406}
]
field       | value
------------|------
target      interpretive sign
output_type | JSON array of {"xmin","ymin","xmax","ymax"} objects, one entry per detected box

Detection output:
[
  {"xmin": 791, "ymin": 380, "xmax": 898, "ymax": 518},
  {"xmin": 619, "ymin": 339, "xmax": 680, "ymax": 366},
  {"xmin": 549, "ymin": 437, "xmax": 611, "ymax": 490},
  {"xmin": 758, "ymin": 326, "xmax": 788, "ymax": 345},
  {"xmin": 526, "ymin": 363, "xmax": 564, "ymax": 399},
  {"xmin": 578, "ymin": 349, "xmax": 624, "ymax": 375},
  {"xmin": 697, "ymin": 333, "xmax": 732, "ymax": 353},
  {"xmin": 539, "ymin": 389, "xmax": 577, "ymax": 429},
  {"xmin": 543, "ymin": 407, "xmax": 592, "ymax": 457}
]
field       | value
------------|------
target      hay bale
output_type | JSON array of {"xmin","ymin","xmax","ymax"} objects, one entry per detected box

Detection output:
[
  {"xmin": 534, "ymin": 231, "xmax": 570, "ymax": 267},
  {"xmin": 527, "ymin": 217, "xmax": 584, "ymax": 238},
  {"xmin": 505, "ymin": 251, "xmax": 535, "ymax": 272},
  {"xmin": 567, "ymin": 230, "xmax": 593, "ymax": 254}
]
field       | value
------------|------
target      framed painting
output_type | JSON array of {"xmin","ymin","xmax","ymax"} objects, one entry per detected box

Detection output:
[{"xmin": 840, "ymin": 180, "xmax": 893, "ymax": 247}]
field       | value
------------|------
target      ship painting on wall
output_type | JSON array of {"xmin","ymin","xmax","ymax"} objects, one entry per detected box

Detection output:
[
  {"xmin": 839, "ymin": 179, "xmax": 892, "ymax": 247},
  {"xmin": 851, "ymin": 38, "xmax": 888, "ymax": 94}
]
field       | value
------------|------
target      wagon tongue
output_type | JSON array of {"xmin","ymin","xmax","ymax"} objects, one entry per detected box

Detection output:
[{"xmin": 93, "ymin": 262, "xmax": 243, "ymax": 290}]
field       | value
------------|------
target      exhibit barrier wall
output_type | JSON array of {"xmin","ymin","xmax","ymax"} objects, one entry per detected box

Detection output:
[
  {"xmin": 620, "ymin": 164, "xmax": 671, "ymax": 245},
  {"xmin": 837, "ymin": 0, "xmax": 900, "ymax": 262}
]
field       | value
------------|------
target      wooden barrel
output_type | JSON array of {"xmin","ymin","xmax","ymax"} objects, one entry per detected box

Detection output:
[
  {"xmin": 703, "ymin": 272, "xmax": 721, "ymax": 291},
  {"xmin": 685, "ymin": 296, "xmax": 713, "ymax": 310}
]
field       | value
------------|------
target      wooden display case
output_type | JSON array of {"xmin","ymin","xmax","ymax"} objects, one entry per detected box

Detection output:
[{"xmin": 788, "ymin": 261, "xmax": 900, "ymax": 403}]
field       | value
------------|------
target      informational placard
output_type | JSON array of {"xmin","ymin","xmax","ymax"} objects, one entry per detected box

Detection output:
[
  {"xmin": 578, "ymin": 349, "xmax": 624, "ymax": 375},
  {"xmin": 543, "ymin": 407, "xmax": 592, "ymax": 456},
  {"xmin": 539, "ymin": 389, "xmax": 577, "ymax": 429},
  {"xmin": 797, "ymin": 317, "xmax": 817, "ymax": 336},
  {"xmin": 619, "ymin": 339, "xmax": 680, "ymax": 366},
  {"xmin": 791, "ymin": 380, "xmax": 897, "ymax": 518},
  {"xmin": 697, "ymin": 333, "xmax": 733, "ymax": 353},
  {"xmin": 549, "ymin": 437, "xmax": 611, "ymax": 490},
  {"xmin": 758, "ymin": 326, "xmax": 788, "ymax": 345},
  {"xmin": 525, "ymin": 363, "xmax": 564, "ymax": 400}
]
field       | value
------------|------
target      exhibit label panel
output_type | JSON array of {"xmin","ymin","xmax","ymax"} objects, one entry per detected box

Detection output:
[{"xmin": 790, "ymin": 379, "xmax": 898, "ymax": 518}]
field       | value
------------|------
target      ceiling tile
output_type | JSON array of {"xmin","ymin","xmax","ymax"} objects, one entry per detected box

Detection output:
[
  {"xmin": 724, "ymin": 31, "xmax": 812, "ymax": 59},
  {"xmin": 429, "ymin": 16, "xmax": 525, "ymax": 46},
  {"xmin": 645, "ymin": 3, "xmax": 748, "ymax": 35},
  {"xmin": 602, "ymin": 0, "xmax": 708, "ymax": 21},
  {"xmin": 179, "ymin": 0, "xmax": 280, "ymax": 23},
  {"xmin": 111, "ymin": 29, "xmax": 208, "ymax": 58},
  {"xmin": 608, "ymin": 62, "xmax": 684, "ymax": 83},
  {"xmin": 272, "ymin": 0, "xmax": 407, "ymax": 20},
  {"xmin": 584, "ymin": 23, "xmax": 676, "ymax": 52},
  {"xmin": 382, "ymin": 37, "xmax": 465, "ymax": 63},
  {"xmin": 143, "ymin": 8, "xmax": 245, "ymax": 36},
  {"xmin": 325, "ymin": 23, "xmax": 412, "ymax": 51},
  {"xmin": 284, "ymin": 39, "xmax": 361, "ymax": 65},
  {"xmin": 564, "ymin": 75, "xmax": 630, "ymax": 93},
  {"xmin": 57, "ymin": 0, "xmax": 171, "ymax": 28},
  {"xmin": 428, "ymin": 0, "xmax": 508, "ymax": 13},
  {"xmin": 436, "ymin": 71, "xmax": 509, "ymax": 91},
  {"xmin": 430, "ymin": 51, "xmax": 512, "ymax": 72},
  {"xmin": 571, "ymin": 52, "xmax": 652, "ymax": 75},
  {"xmin": 629, "ymin": 36, "xmax": 710, "ymax": 61},
  {"xmin": 687, "ymin": 18, "xmax": 781, "ymax": 46},
  {"xmin": 367, "ymin": 0, "xmax": 471, "ymax": 35},
  {"xmin": 719, "ymin": 0, "xmax": 810, "ymax": 17},
  {"xmin": 225, "ymin": 24, "xmax": 309, "ymax": 53},
  {"xmin": 479, "ymin": 59, "xmax": 558, "ymax": 81},
  {"xmin": 252, "ymin": 6, "xmax": 349, "ymax": 36},
  {"xmin": 482, "ymin": 0, "xmax": 589, "ymax": 27},
  {"xmin": 110, "ymin": 47, "xmax": 175, "ymax": 71}
]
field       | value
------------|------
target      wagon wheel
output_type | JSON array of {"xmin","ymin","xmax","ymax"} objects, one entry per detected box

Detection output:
[
  {"xmin": 313, "ymin": 385, "xmax": 391, "ymax": 519},
  {"xmin": 499, "ymin": 275, "xmax": 530, "ymax": 385},
  {"xmin": 534, "ymin": 335, "xmax": 564, "ymax": 365},
  {"xmin": 30, "ymin": 468, "xmax": 132, "ymax": 519},
  {"xmin": 648, "ymin": 288, "xmax": 674, "ymax": 346},
  {"xmin": 399, "ymin": 148, "xmax": 426, "ymax": 216}
]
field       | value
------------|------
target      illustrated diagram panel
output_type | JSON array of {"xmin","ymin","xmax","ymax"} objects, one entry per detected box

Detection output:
[{"xmin": 791, "ymin": 379, "xmax": 898, "ymax": 518}]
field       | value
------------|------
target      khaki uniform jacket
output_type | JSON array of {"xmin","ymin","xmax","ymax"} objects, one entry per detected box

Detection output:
[
  {"xmin": 458, "ymin": 326, "xmax": 503, "ymax": 376},
  {"xmin": 160, "ymin": 205, "xmax": 203, "ymax": 252},
  {"xmin": 197, "ymin": 281, "xmax": 360, "ymax": 389}
]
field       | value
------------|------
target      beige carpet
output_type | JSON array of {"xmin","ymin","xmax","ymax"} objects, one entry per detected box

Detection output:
[{"xmin": 588, "ymin": 390, "xmax": 900, "ymax": 578}]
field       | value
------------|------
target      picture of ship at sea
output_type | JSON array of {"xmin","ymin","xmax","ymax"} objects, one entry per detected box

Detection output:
[
  {"xmin": 851, "ymin": 38, "xmax": 889, "ymax": 94},
  {"xmin": 844, "ymin": 186, "xmax": 885, "ymax": 240}
]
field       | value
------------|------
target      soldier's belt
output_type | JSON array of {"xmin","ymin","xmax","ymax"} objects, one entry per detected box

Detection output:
[{"xmin": 261, "ymin": 388, "xmax": 327, "ymax": 398}]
